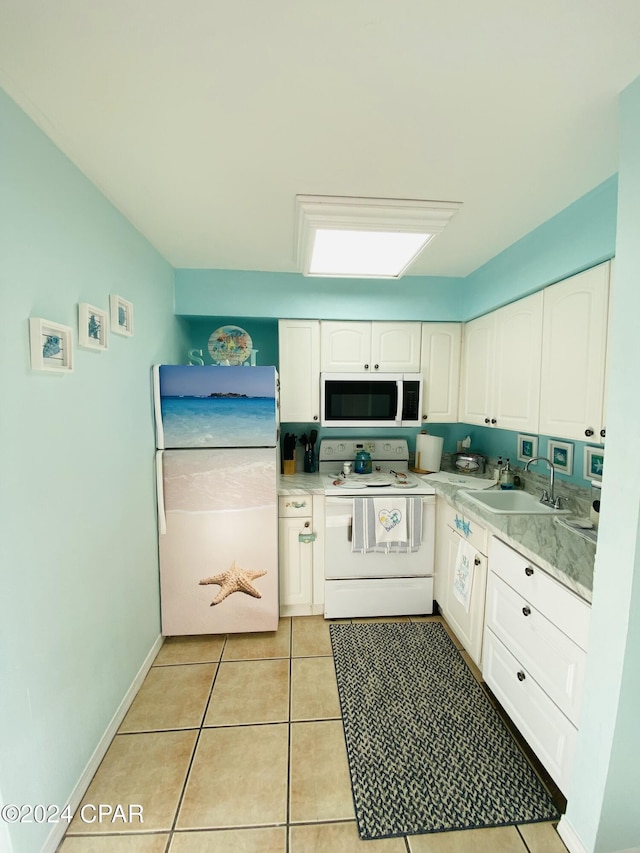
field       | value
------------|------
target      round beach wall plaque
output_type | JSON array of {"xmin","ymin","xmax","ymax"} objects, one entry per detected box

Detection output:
[{"xmin": 207, "ymin": 325, "xmax": 253, "ymax": 365}]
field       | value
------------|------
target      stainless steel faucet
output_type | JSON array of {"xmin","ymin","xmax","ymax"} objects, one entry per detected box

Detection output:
[{"xmin": 525, "ymin": 456, "xmax": 558, "ymax": 507}]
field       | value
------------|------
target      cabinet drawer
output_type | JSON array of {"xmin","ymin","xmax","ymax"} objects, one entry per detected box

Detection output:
[
  {"xmin": 483, "ymin": 628, "xmax": 578, "ymax": 794},
  {"xmin": 441, "ymin": 501, "xmax": 488, "ymax": 555},
  {"xmin": 490, "ymin": 537, "xmax": 590, "ymax": 650},
  {"xmin": 279, "ymin": 496, "xmax": 313, "ymax": 517},
  {"xmin": 486, "ymin": 571, "xmax": 587, "ymax": 726}
]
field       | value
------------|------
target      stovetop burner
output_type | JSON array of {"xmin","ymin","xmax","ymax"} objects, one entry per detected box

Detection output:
[
  {"xmin": 328, "ymin": 473, "xmax": 418, "ymax": 489},
  {"xmin": 319, "ymin": 437, "xmax": 436, "ymax": 496}
]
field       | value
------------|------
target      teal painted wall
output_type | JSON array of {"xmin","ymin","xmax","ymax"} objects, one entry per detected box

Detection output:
[
  {"xmin": 562, "ymin": 75, "xmax": 640, "ymax": 853},
  {"xmin": 174, "ymin": 175, "xmax": 617, "ymax": 325},
  {"xmin": 0, "ymin": 89, "xmax": 186, "ymax": 853},
  {"xmin": 460, "ymin": 176, "xmax": 618, "ymax": 320},
  {"xmin": 183, "ymin": 317, "xmax": 279, "ymax": 367},
  {"xmin": 174, "ymin": 269, "xmax": 463, "ymax": 320}
]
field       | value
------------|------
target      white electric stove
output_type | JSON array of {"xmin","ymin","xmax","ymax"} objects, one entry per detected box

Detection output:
[
  {"xmin": 319, "ymin": 439, "xmax": 436, "ymax": 619},
  {"xmin": 318, "ymin": 439, "xmax": 436, "ymax": 496}
]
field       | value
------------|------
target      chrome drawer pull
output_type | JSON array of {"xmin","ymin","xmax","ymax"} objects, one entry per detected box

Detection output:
[
  {"xmin": 524, "ymin": 567, "xmax": 534, "ymax": 577},
  {"xmin": 522, "ymin": 606, "xmax": 531, "ymax": 616},
  {"xmin": 517, "ymin": 671, "xmax": 526, "ymax": 682}
]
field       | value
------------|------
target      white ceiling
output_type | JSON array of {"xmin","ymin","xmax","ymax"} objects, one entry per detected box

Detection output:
[{"xmin": 2, "ymin": 1, "xmax": 640, "ymax": 277}]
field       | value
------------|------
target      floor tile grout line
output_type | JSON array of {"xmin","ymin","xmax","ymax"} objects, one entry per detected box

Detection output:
[
  {"xmin": 286, "ymin": 618, "xmax": 293, "ymax": 853},
  {"xmin": 164, "ymin": 632, "xmax": 230, "ymax": 846}
]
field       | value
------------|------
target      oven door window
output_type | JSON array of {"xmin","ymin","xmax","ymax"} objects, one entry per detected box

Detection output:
[{"xmin": 324, "ymin": 379, "xmax": 398, "ymax": 423}]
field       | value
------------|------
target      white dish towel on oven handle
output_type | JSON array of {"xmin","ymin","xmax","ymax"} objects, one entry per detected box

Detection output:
[
  {"xmin": 373, "ymin": 497, "xmax": 407, "ymax": 544},
  {"xmin": 351, "ymin": 497, "xmax": 422, "ymax": 553},
  {"xmin": 452, "ymin": 538, "xmax": 476, "ymax": 612}
]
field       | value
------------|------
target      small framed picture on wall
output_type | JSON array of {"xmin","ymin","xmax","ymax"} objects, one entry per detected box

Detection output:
[
  {"xmin": 548, "ymin": 440, "xmax": 574, "ymax": 476},
  {"xmin": 29, "ymin": 318, "xmax": 74, "ymax": 373},
  {"xmin": 78, "ymin": 303, "xmax": 108, "ymax": 351},
  {"xmin": 516, "ymin": 434, "xmax": 538, "ymax": 463},
  {"xmin": 584, "ymin": 446, "xmax": 604, "ymax": 481},
  {"xmin": 110, "ymin": 294, "xmax": 134, "ymax": 337}
]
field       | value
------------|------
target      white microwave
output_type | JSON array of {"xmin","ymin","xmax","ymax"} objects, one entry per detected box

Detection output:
[{"xmin": 320, "ymin": 372, "xmax": 423, "ymax": 428}]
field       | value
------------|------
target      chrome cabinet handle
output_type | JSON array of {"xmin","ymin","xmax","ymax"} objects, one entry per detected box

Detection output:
[
  {"xmin": 474, "ymin": 557, "xmax": 481, "ymax": 566},
  {"xmin": 517, "ymin": 671, "xmax": 526, "ymax": 682},
  {"xmin": 522, "ymin": 606, "xmax": 531, "ymax": 616},
  {"xmin": 524, "ymin": 567, "xmax": 534, "ymax": 577}
]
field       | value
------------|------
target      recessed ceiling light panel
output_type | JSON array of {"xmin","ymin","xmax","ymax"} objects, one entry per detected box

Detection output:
[{"xmin": 296, "ymin": 195, "xmax": 462, "ymax": 279}]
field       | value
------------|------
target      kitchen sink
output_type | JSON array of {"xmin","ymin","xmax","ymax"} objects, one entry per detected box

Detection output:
[{"xmin": 462, "ymin": 489, "xmax": 571, "ymax": 515}]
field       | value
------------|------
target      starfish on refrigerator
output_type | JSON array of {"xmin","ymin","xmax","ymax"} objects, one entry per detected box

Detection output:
[{"xmin": 199, "ymin": 561, "xmax": 266, "ymax": 605}]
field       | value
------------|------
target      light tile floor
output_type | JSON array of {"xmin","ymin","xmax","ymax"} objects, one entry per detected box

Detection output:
[{"xmin": 59, "ymin": 615, "xmax": 568, "ymax": 852}]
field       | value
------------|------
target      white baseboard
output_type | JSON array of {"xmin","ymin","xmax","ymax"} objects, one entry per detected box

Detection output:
[
  {"xmin": 558, "ymin": 815, "xmax": 589, "ymax": 853},
  {"xmin": 41, "ymin": 634, "xmax": 164, "ymax": 853}
]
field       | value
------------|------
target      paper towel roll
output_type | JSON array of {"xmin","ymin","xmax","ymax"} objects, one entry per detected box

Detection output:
[{"xmin": 415, "ymin": 434, "xmax": 444, "ymax": 473}]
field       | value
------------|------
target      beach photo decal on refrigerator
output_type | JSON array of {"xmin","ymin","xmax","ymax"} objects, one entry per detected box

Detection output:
[
  {"xmin": 158, "ymin": 365, "xmax": 277, "ymax": 448},
  {"xmin": 159, "ymin": 447, "xmax": 278, "ymax": 634},
  {"xmin": 199, "ymin": 560, "xmax": 266, "ymax": 605}
]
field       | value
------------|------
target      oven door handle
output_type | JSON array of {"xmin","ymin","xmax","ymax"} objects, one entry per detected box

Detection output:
[{"xmin": 325, "ymin": 496, "xmax": 354, "ymax": 529}]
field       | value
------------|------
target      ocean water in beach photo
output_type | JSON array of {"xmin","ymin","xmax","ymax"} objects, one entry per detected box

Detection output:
[
  {"xmin": 160, "ymin": 395, "xmax": 276, "ymax": 447},
  {"xmin": 162, "ymin": 448, "xmax": 276, "ymax": 512}
]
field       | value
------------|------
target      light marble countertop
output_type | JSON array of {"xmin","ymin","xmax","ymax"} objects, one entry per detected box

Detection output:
[
  {"xmin": 423, "ymin": 477, "xmax": 594, "ymax": 603},
  {"xmin": 278, "ymin": 472, "xmax": 326, "ymax": 494},
  {"xmin": 277, "ymin": 469, "xmax": 595, "ymax": 604}
]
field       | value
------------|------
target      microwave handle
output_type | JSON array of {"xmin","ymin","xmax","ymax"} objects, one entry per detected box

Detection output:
[{"xmin": 395, "ymin": 380, "xmax": 403, "ymax": 424}]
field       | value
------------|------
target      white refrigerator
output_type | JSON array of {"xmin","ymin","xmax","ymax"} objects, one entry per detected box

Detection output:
[{"xmin": 153, "ymin": 364, "xmax": 279, "ymax": 635}]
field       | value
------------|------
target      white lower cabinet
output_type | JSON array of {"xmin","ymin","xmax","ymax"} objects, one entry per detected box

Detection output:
[
  {"xmin": 435, "ymin": 499, "xmax": 488, "ymax": 669},
  {"xmin": 278, "ymin": 494, "xmax": 324, "ymax": 616},
  {"xmin": 483, "ymin": 536, "xmax": 591, "ymax": 794}
]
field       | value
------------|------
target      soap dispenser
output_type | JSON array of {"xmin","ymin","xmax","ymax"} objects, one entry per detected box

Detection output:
[{"xmin": 499, "ymin": 458, "xmax": 515, "ymax": 490}]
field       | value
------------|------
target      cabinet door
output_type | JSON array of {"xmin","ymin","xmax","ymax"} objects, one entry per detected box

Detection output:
[
  {"xmin": 483, "ymin": 628, "xmax": 578, "ymax": 794},
  {"xmin": 320, "ymin": 321, "xmax": 372, "ymax": 371},
  {"xmin": 433, "ymin": 496, "xmax": 451, "ymax": 608},
  {"xmin": 485, "ymin": 571, "xmax": 588, "ymax": 725},
  {"xmin": 420, "ymin": 323, "xmax": 461, "ymax": 422},
  {"xmin": 278, "ymin": 320, "xmax": 320, "ymax": 422},
  {"xmin": 278, "ymin": 516, "xmax": 313, "ymax": 611},
  {"xmin": 441, "ymin": 526, "xmax": 488, "ymax": 669},
  {"xmin": 539, "ymin": 262, "xmax": 610, "ymax": 441},
  {"xmin": 371, "ymin": 322, "xmax": 422, "ymax": 372},
  {"xmin": 459, "ymin": 313, "xmax": 495, "ymax": 426},
  {"xmin": 492, "ymin": 292, "xmax": 543, "ymax": 432}
]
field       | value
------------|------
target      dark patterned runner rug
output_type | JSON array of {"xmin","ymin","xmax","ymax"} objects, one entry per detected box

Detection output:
[{"xmin": 330, "ymin": 621, "xmax": 560, "ymax": 840}]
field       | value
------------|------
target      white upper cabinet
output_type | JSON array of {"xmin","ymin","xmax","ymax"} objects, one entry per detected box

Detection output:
[
  {"xmin": 458, "ymin": 313, "xmax": 496, "ymax": 426},
  {"xmin": 278, "ymin": 319, "xmax": 320, "ymax": 422},
  {"xmin": 420, "ymin": 323, "xmax": 461, "ymax": 422},
  {"xmin": 539, "ymin": 262, "xmax": 610, "ymax": 442},
  {"xmin": 321, "ymin": 321, "xmax": 422, "ymax": 372},
  {"xmin": 459, "ymin": 292, "xmax": 543, "ymax": 433},
  {"xmin": 371, "ymin": 322, "xmax": 422, "ymax": 372},
  {"xmin": 492, "ymin": 292, "xmax": 543, "ymax": 433},
  {"xmin": 320, "ymin": 321, "xmax": 371, "ymax": 371}
]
